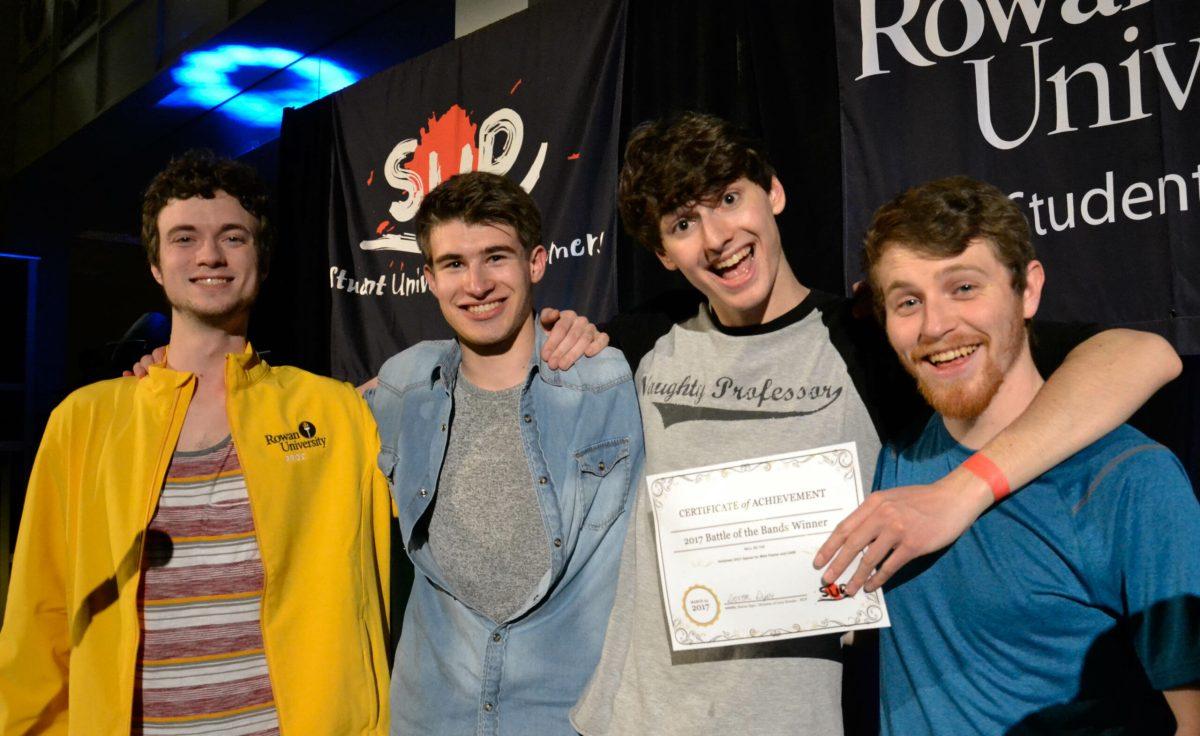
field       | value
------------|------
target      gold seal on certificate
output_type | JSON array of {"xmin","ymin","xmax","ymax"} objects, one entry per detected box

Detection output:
[
  {"xmin": 647, "ymin": 441, "xmax": 890, "ymax": 651},
  {"xmin": 682, "ymin": 584, "xmax": 721, "ymax": 626}
]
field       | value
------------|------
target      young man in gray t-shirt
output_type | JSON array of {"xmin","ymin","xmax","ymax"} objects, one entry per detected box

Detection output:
[{"xmin": 570, "ymin": 112, "xmax": 1181, "ymax": 735}]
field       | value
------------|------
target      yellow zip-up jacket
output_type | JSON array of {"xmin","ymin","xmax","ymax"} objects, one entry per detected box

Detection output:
[{"xmin": 0, "ymin": 347, "xmax": 391, "ymax": 734}]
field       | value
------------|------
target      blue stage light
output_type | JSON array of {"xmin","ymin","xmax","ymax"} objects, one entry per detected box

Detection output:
[{"xmin": 158, "ymin": 44, "xmax": 360, "ymax": 127}]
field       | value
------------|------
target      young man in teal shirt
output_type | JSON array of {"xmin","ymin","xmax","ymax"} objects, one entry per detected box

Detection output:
[{"xmin": 866, "ymin": 175, "xmax": 1199, "ymax": 734}]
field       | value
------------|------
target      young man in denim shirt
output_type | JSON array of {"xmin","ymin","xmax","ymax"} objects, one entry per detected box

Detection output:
[{"xmin": 368, "ymin": 171, "xmax": 643, "ymax": 735}]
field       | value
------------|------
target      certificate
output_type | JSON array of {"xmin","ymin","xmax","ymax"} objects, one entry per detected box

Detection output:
[{"xmin": 648, "ymin": 441, "xmax": 889, "ymax": 651}]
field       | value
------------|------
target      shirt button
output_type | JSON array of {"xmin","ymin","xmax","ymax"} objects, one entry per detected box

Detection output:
[
  {"xmin": 440, "ymin": 423, "xmax": 446, "ymax": 432},
  {"xmin": 523, "ymin": 414, "xmax": 532, "ymax": 423},
  {"xmin": 419, "ymin": 488, "xmax": 428, "ymax": 498},
  {"xmin": 598, "ymin": 461, "xmax": 606, "ymax": 472},
  {"xmin": 492, "ymin": 632, "xmax": 502, "ymax": 642},
  {"xmin": 553, "ymin": 537, "xmax": 562, "ymax": 548},
  {"xmin": 483, "ymin": 702, "xmax": 494, "ymax": 712},
  {"xmin": 539, "ymin": 476, "xmax": 547, "ymax": 485}
]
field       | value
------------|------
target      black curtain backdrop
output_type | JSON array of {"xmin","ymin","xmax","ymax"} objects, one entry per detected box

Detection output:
[{"xmin": 260, "ymin": 96, "xmax": 338, "ymax": 378}]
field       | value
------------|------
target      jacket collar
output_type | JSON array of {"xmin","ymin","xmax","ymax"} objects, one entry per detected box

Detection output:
[
  {"xmin": 225, "ymin": 342, "xmax": 270, "ymax": 389},
  {"xmin": 430, "ymin": 318, "xmax": 557, "ymax": 393},
  {"xmin": 144, "ymin": 342, "xmax": 269, "ymax": 393}
]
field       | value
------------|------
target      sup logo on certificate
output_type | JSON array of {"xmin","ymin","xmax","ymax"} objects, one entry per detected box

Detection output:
[
  {"xmin": 682, "ymin": 585, "xmax": 721, "ymax": 626},
  {"xmin": 819, "ymin": 582, "xmax": 848, "ymax": 601}
]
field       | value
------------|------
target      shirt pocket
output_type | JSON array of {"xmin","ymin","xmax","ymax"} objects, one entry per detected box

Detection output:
[{"xmin": 575, "ymin": 437, "xmax": 632, "ymax": 531}]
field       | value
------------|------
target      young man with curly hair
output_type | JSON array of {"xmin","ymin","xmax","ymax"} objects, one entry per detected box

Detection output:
[
  {"xmin": 571, "ymin": 113, "xmax": 1181, "ymax": 735},
  {"xmin": 0, "ymin": 152, "xmax": 393, "ymax": 734}
]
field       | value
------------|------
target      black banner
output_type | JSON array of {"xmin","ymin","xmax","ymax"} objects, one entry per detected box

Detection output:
[
  {"xmin": 321, "ymin": 0, "xmax": 626, "ymax": 382},
  {"xmin": 837, "ymin": 0, "xmax": 1200, "ymax": 354}
]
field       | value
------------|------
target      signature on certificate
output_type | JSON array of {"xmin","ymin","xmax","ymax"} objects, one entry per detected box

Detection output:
[{"xmin": 725, "ymin": 590, "xmax": 777, "ymax": 605}]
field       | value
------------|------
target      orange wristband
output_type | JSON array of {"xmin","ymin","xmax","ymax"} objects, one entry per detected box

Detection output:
[{"xmin": 962, "ymin": 452, "xmax": 1011, "ymax": 503}]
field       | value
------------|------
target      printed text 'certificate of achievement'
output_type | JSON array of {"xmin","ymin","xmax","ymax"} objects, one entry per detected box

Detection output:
[{"xmin": 648, "ymin": 442, "xmax": 889, "ymax": 651}]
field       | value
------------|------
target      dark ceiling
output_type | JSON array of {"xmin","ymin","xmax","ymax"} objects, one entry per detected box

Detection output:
[{"xmin": 1, "ymin": 0, "xmax": 455, "ymax": 255}]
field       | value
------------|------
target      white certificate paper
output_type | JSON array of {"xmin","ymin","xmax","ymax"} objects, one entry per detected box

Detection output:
[{"xmin": 648, "ymin": 442, "xmax": 889, "ymax": 651}]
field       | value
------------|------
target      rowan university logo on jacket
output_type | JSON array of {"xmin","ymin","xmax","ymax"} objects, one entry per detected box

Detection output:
[{"xmin": 264, "ymin": 420, "xmax": 328, "ymax": 453}]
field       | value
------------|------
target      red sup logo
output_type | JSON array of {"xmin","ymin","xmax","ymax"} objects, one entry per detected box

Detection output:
[
  {"xmin": 361, "ymin": 103, "xmax": 548, "ymax": 253},
  {"xmin": 819, "ymin": 582, "xmax": 848, "ymax": 600}
]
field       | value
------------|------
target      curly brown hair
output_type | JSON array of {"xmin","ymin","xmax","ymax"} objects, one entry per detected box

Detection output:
[
  {"xmin": 141, "ymin": 150, "xmax": 273, "ymax": 272},
  {"xmin": 618, "ymin": 112, "xmax": 776, "ymax": 254},
  {"xmin": 863, "ymin": 176, "xmax": 1034, "ymax": 319},
  {"xmin": 414, "ymin": 171, "xmax": 541, "ymax": 259}
]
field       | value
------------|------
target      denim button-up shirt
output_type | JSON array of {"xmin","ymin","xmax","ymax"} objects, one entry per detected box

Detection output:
[{"xmin": 369, "ymin": 326, "xmax": 643, "ymax": 736}]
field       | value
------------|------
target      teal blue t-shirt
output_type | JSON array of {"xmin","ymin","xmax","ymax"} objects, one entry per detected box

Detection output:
[{"xmin": 877, "ymin": 419, "xmax": 1200, "ymax": 735}]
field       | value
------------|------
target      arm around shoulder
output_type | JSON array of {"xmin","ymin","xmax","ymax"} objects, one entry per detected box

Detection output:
[
  {"xmin": 981, "ymin": 327, "xmax": 1180, "ymax": 493},
  {"xmin": 813, "ymin": 328, "xmax": 1182, "ymax": 594}
]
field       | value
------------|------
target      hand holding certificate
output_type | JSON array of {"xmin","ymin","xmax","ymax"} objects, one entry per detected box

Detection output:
[{"xmin": 648, "ymin": 441, "xmax": 889, "ymax": 651}]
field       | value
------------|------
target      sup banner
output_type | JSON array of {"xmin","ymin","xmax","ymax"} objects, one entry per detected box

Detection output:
[
  {"xmin": 320, "ymin": 0, "xmax": 625, "ymax": 382},
  {"xmin": 837, "ymin": 0, "xmax": 1200, "ymax": 353}
]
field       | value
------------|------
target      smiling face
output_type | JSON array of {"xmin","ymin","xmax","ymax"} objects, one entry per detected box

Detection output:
[
  {"xmin": 876, "ymin": 238, "xmax": 1043, "ymax": 420},
  {"xmin": 423, "ymin": 219, "xmax": 546, "ymax": 355},
  {"xmin": 656, "ymin": 176, "xmax": 803, "ymax": 326},
  {"xmin": 151, "ymin": 191, "xmax": 261, "ymax": 329}
]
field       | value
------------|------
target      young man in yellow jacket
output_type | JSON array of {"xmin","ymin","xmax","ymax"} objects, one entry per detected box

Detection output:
[{"xmin": 0, "ymin": 152, "xmax": 393, "ymax": 734}]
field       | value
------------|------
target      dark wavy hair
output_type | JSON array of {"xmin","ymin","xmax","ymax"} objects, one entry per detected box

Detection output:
[
  {"xmin": 863, "ymin": 175, "xmax": 1035, "ymax": 318},
  {"xmin": 414, "ymin": 171, "xmax": 542, "ymax": 259},
  {"xmin": 141, "ymin": 150, "xmax": 273, "ymax": 273},
  {"xmin": 619, "ymin": 112, "xmax": 776, "ymax": 254}
]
